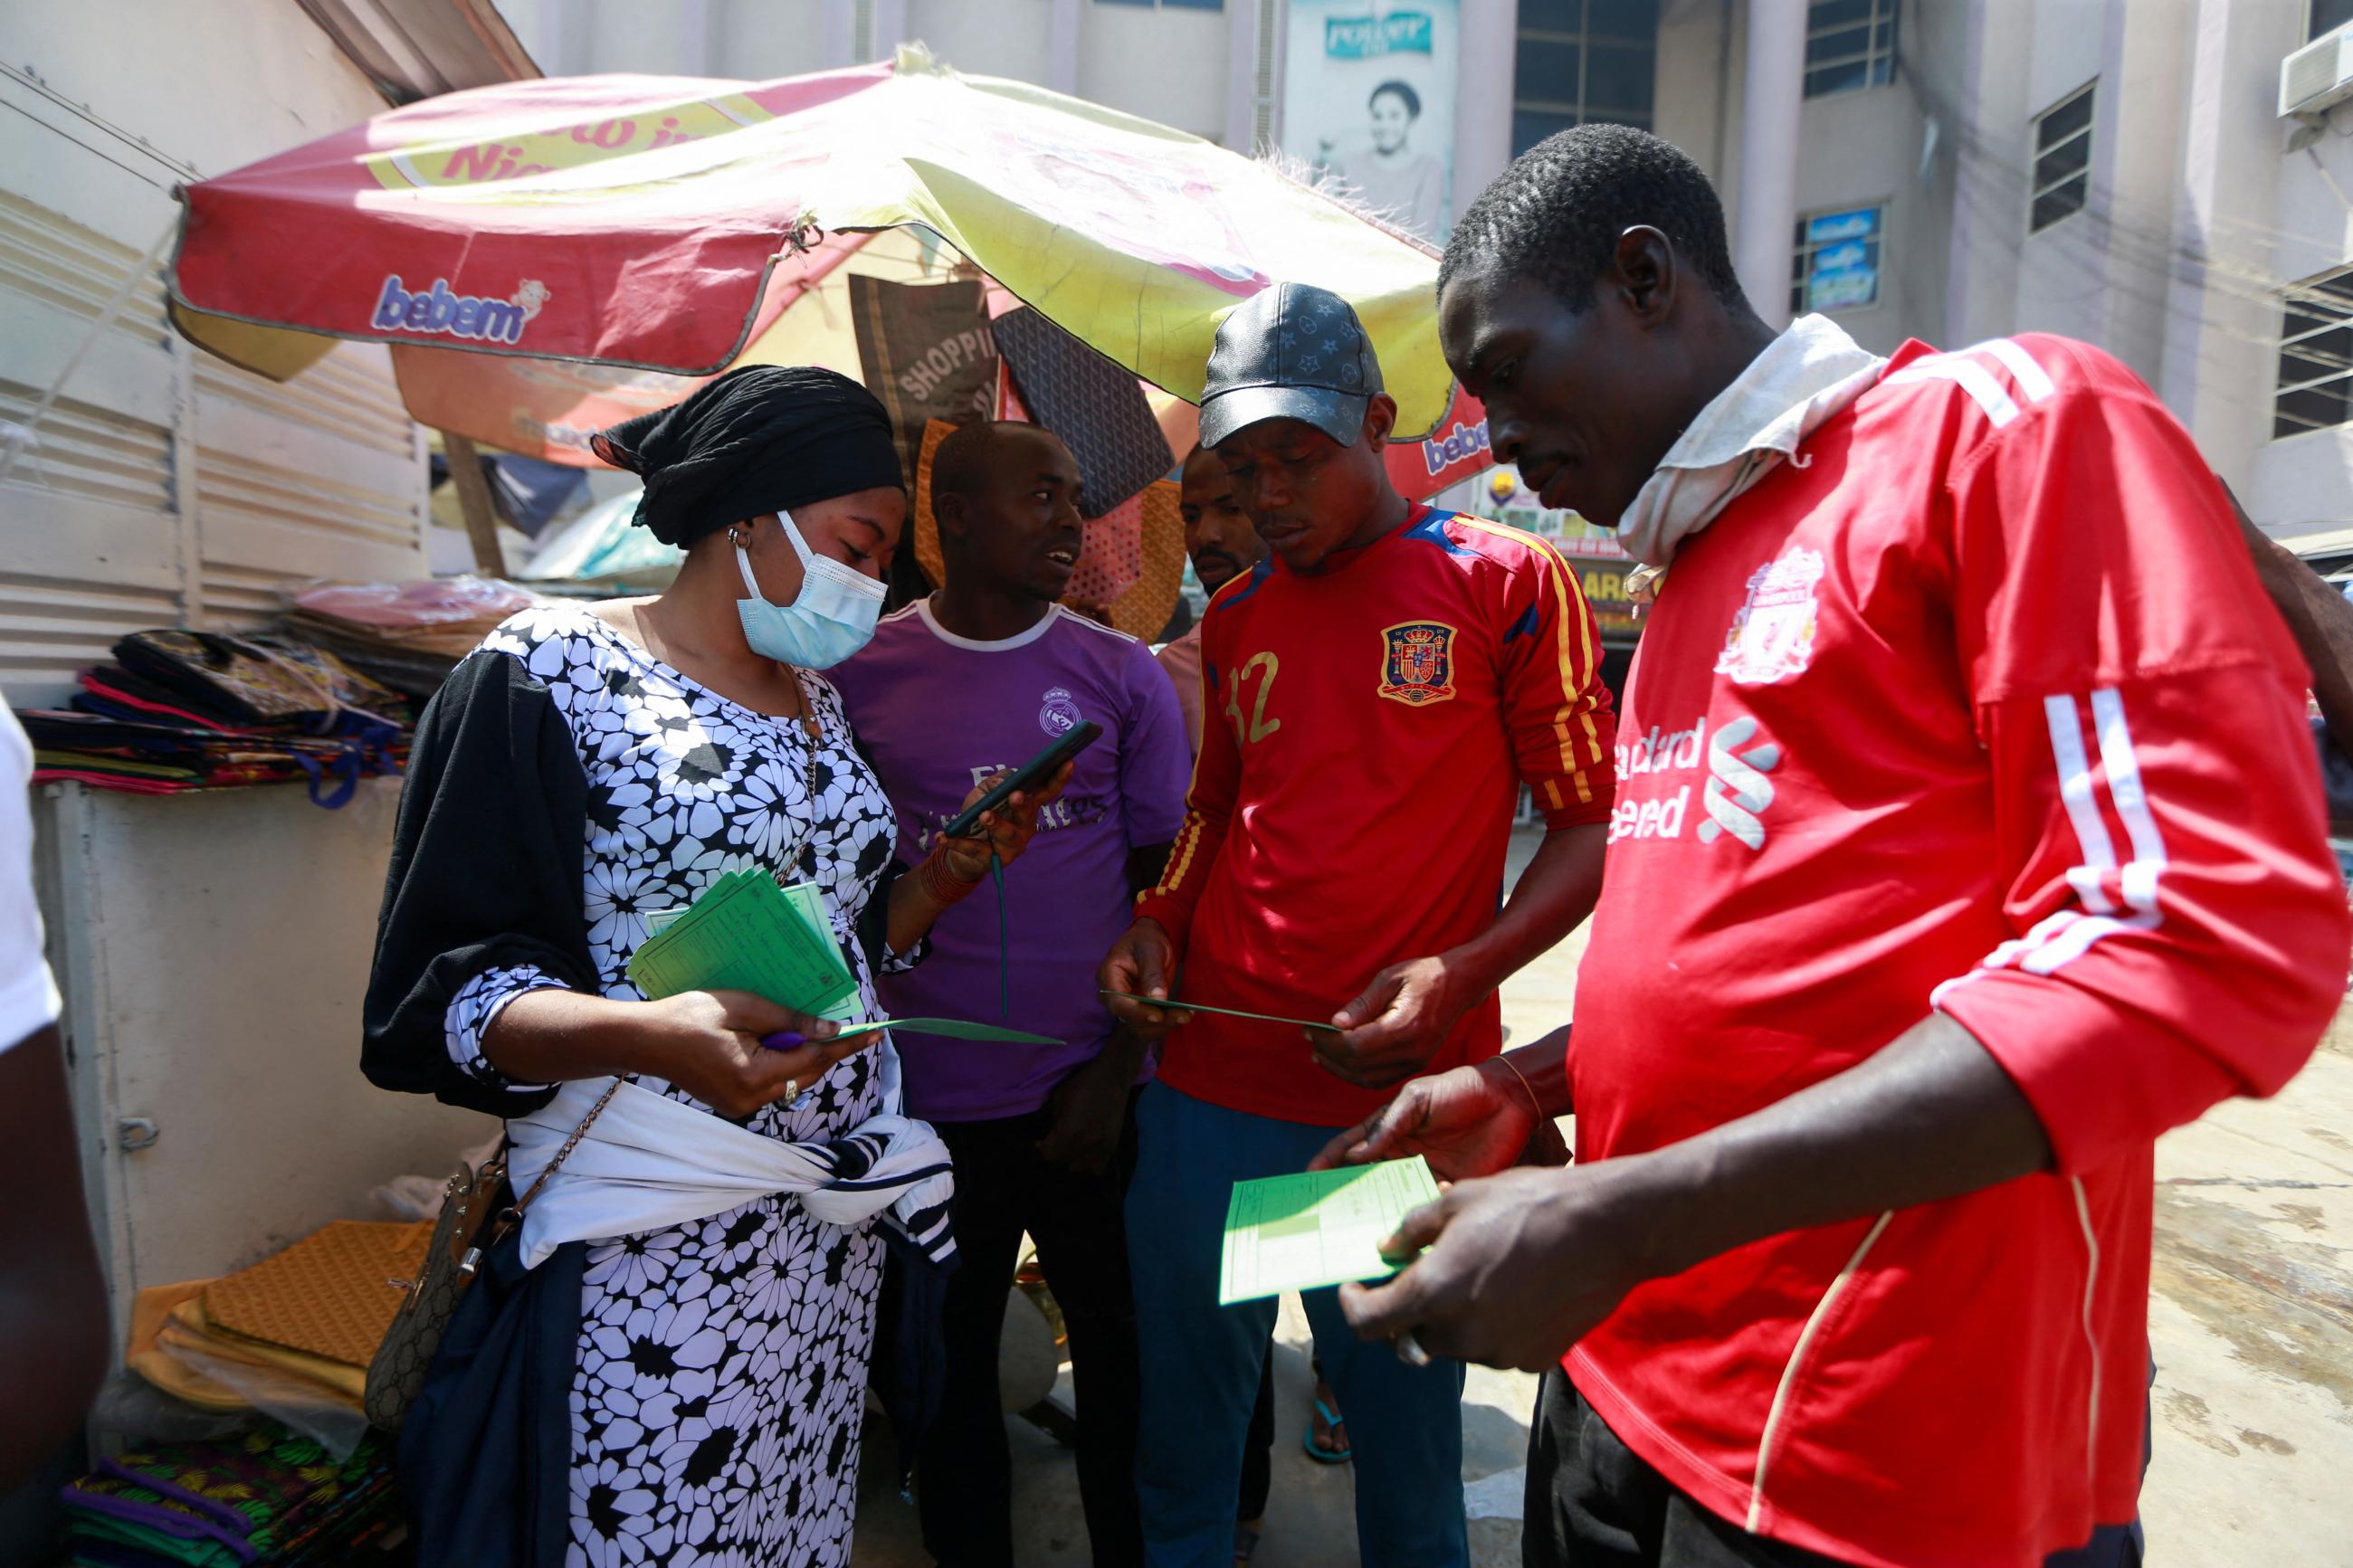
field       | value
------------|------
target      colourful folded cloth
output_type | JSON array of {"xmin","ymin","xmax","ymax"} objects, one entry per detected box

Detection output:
[
  {"xmin": 162, "ymin": 1297, "xmax": 367, "ymax": 1406},
  {"xmin": 60, "ymin": 1428, "xmax": 394, "ymax": 1568},
  {"xmin": 199, "ymin": 1220, "xmax": 430, "ymax": 1373},
  {"xmin": 122, "ymin": 1280, "xmax": 248, "ymax": 1413}
]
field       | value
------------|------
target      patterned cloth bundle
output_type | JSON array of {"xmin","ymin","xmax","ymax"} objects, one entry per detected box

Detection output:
[
  {"xmin": 58, "ymin": 1426, "xmax": 398, "ymax": 1567},
  {"xmin": 124, "ymin": 1221, "xmax": 432, "ymax": 1420},
  {"xmin": 20, "ymin": 630, "xmax": 414, "ymax": 802}
]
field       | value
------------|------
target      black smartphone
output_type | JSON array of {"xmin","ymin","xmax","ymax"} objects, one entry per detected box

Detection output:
[{"xmin": 942, "ymin": 720, "xmax": 1100, "ymax": 841}]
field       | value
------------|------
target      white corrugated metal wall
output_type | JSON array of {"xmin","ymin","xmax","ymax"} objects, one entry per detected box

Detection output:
[
  {"xmin": 1, "ymin": 10, "xmax": 478, "ymax": 1437},
  {"xmin": 0, "ymin": 43, "xmax": 427, "ymax": 710}
]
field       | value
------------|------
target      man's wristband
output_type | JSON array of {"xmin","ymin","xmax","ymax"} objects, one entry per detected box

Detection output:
[
  {"xmin": 1483, "ymin": 1053, "xmax": 1572, "ymax": 1167},
  {"xmin": 1488, "ymin": 1051, "xmax": 1546, "ymax": 1122},
  {"xmin": 917, "ymin": 846, "xmax": 983, "ymax": 905}
]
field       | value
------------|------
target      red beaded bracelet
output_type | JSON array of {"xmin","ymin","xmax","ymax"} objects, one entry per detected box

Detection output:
[{"xmin": 918, "ymin": 847, "xmax": 983, "ymax": 905}]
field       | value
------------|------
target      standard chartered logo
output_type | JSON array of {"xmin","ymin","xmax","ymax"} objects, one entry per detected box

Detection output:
[
  {"xmin": 1606, "ymin": 712, "xmax": 1784, "ymax": 849},
  {"xmin": 1697, "ymin": 715, "xmax": 1780, "ymax": 851}
]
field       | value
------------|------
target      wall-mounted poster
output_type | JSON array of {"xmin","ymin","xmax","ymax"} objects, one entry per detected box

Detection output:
[
  {"xmin": 1800, "ymin": 206, "xmax": 1882, "ymax": 313},
  {"xmin": 1283, "ymin": 2, "xmax": 1459, "ymax": 244}
]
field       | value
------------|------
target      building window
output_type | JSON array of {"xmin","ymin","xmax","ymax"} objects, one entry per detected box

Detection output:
[
  {"xmin": 2275, "ymin": 268, "xmax": 2353, "ymax": 440},
  {"xmin": 1790, "ymin": 204, "xmax": 1884, "ymax": 316},
  {"xmin": 2030, "ymin": 83, "xmax": 2094, "ymax": 233},
  {"xmin": 1804, "ymin": 0, "xmax": 1898, "ymax": 98},
  {"xmin": 1510, "ymin": 0, "xmax": 1661, "ymax": 157},
  {"xmin": 2314, "ymin": 0, "xmax": 2353, "ymax": 43}
]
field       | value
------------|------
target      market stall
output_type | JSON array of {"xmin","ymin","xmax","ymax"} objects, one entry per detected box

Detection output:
[
  {"xmin": 32, "ymin": 45, "xmax": 1544, "ymax": 1544},
  {"xmin": 164, "ymin": 45, "xmax": 1501, "ymax": 508}
]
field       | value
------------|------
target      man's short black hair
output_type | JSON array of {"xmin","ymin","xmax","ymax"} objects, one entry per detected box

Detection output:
[
  {"xmin": 1439, "ymin": 123, "xmax": 1747, "ymax": 313},
  {"xmin": 1369, "ymin": 79, "xmax": 1421, "ymax": 118},
  {"xmin": 931, "ymin": 420, "xmax": 1051, "ymax": 511}
]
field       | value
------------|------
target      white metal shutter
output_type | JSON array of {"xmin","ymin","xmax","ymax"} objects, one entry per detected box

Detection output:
[
  {"xmin": 0, "ymin": 190, "xmax": 182, "ymax": 702},
  {"xmin": 193, "ymin": 346, "xmax": 426, "ymax": 630},
  {"xmin": 0, "ymin": 121, "xmax": 427, "ymax": 708}
]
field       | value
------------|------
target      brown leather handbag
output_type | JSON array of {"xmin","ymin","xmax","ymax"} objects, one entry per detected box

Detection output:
[{"xmin": 364, "ymin": 1080, "xmax": 622, "ymax": 1430}]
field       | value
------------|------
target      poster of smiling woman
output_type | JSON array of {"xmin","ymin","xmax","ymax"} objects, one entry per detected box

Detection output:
[{"xmin": 1282, "ymin": 1, "xmax": 1458, "ymax": 244}]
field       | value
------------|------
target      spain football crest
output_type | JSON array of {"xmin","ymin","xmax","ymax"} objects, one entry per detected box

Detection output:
[{"xmin": 1377, "ymin": 621, "xmax": 1459, "ymax": 707}]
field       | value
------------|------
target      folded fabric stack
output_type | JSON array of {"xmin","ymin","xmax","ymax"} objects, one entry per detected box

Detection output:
[
  {"xmin": 124, "ymin": 1221, "xmax": 432, "ymax": 1421},
  {"xmin": 22, "ymin": 630, "xmax": 414, "ymax": 803},
  {"xmin": 281, "ymin": 575, "xmax": 537, "ymax": 699},
  {"xmin": 59, "ymin": 1426, "xmax": 398, "ymax": 1567}
]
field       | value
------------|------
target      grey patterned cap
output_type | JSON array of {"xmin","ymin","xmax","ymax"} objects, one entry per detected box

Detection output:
[{"xmin": 1198, "ymin": 282, "xmax": 1385, "ymax": 451}]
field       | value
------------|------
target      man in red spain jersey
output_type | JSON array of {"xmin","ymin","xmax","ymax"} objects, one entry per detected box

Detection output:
[
  {"xmin": 1316, "ymin": 126, "xmax": 2348, "ymax": 1568},
  {"xmin": 1100, "ymin": 282, "xmax": 1616, "ymax": 1567}
]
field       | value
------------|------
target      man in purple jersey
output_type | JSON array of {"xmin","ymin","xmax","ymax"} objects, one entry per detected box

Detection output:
[{"xmin": 832, "ymin": 421, "xmax": 1190, "ymax": 1568}]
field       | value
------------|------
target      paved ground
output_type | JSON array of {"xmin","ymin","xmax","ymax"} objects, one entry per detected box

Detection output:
[
  {"xmin": 2139, "ymin": 1007, "xmax": 2353, "ymax": 1561},
  {"xmin": 853, "ymin": 828, "xmax": 2353, "ymax": 1566}
]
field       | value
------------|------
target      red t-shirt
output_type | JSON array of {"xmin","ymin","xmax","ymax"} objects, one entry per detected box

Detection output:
[
  {"xmin": 1568, "ymin": 336, "xmax": 2348, "ymax": 1567},
  {"xmin": 1136, "ymin": 507, "xmax": 1615, "ymax": 1127}
]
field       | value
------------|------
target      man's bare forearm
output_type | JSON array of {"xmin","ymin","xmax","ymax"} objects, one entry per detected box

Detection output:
[
  {"xmin": 1446, "ymin": 822, "xmax": 1606, "ymax": 998},
  {"xmin": 2231, "ymin": 487, "xmax": 2353, "ymax": 746},
  {"xmin": 0, "ymin": 1027, "xmax": 108, "ymax": 1483},
  {"xmin": 1611, "ymin": 1012, "xmax": 2053, "ymax": 1280},
  {"xmin": 2261, "ymin": 542, "xmax": 2353, "ymax": 745},
  {"xmin": 1485, "ymin": 1024, "xmax": 1574, "ymax": 1117}
]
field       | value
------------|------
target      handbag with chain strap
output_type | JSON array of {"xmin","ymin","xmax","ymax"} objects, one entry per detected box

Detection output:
[{"xmin": 364, "ymin": 1079, "xmax": 622, "ymax": 1430}]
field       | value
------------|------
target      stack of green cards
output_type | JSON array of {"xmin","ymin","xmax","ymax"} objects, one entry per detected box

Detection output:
[
  {"xmin": 1217, "ymin": 1156, "xmax": 1442, "ymax": 1305},
  {"xmin": 629, "ymin": 871, "xmax": 858, "ymax": 1015},
  {"xmin": 631, "ymin": 872, "xmax": 1067, "ymax": 1047}
]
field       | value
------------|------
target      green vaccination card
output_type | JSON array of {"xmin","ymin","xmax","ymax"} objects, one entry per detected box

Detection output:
[{"xmin": 1217, "ymin": 1156, "xmax": 1442, "ymax": 1305}]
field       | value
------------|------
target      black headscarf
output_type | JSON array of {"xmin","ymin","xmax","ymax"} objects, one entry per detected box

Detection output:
[{"xmin": 591, "ymin": 365, "xmax": 904, "ymax": 547}]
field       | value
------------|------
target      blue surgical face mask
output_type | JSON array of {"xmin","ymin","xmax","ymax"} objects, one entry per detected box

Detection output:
[{"xmin": 734, "ymin": 509, "xmax": 886, "ymax": 670}]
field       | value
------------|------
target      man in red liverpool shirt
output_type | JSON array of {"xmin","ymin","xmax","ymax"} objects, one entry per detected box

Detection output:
[
  {"xmin": 1316, "ymin": 126, "xmax": 2349, "ymax": 1568},
  {"xmin": 1100, "ymin": 282, "xmax": 1616, "ymax": 1567}
]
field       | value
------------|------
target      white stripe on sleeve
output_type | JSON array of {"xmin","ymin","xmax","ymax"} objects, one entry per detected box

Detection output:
[
  {"xmin": 2089, "ymin": 688, "xmax": 2167, "ymax": 914},
  {"xmin": 1885, "ymin": 355, "xmax": 2023, "ymax": 428},
  {"xmin": 1971, "ymin": 337, "xmax": 2058, "ymax": 404},
  {"xmin": 2043, "ymin": 693, "xmax": 2119, "ymax": 915},
  {"xmin": 1931, "ymin": 688, "xmax": 2164, "ymax": 1004}
]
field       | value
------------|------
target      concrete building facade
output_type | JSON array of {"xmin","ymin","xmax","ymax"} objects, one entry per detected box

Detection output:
[
  {"xmin": 1653, "ymin": 0, "xmax": 2353, "ymax": 556},
  {"xmin": 502, "ymin": 0, "xmax": 2353, "ymax": 556}
]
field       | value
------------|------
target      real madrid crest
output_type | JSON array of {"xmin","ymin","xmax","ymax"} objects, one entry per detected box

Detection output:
[
  {"xmin": 1377, "ymin": 621, "xmax": 1459, "ymax": 707},
  {"xmin": 1039, "ymin": 686, "xmax": 1083, "ymax": 736},
  {"xmin": 1715, "ymin": 548, "xmax": 1825, "ymax": 686}
]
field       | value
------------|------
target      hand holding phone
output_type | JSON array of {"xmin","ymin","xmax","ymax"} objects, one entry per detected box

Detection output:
[{"xmin": 942, "ymin": 720, "xmax": 1101, "ymax": 841}]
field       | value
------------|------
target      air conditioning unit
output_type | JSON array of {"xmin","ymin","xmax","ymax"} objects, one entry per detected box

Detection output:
[{"xmin": 2282, "ymin": 24, "xmax": 2353, "ymax": 119}]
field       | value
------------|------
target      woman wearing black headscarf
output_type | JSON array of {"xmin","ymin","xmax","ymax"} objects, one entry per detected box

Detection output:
[{"xmin": 366, "ymin": 366, "xmax": 1061, "ymax": 1567}]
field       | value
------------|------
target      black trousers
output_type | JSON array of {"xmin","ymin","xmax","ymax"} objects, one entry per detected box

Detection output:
[
  {"xmin": 1523, "ymin": 1369, "xmax": 2144, "ymax": 1568},
  {"xmin": 1238, "ymin": 1345, "xmax": 1274, "ymax": 1521},
  {"xmin": 919, "ymin": 1094, "xmax": 1143, "ymax": 1568}
]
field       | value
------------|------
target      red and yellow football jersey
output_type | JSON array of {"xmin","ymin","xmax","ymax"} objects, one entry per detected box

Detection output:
[{"xmin": 1136, "ymin": 505, "xmax": 1615, "ymax": 1126}]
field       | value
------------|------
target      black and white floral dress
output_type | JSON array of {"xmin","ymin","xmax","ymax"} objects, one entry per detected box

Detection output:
[{"xmin": 381, "ymin": 603, "xmax": 919, "ymax": 1568}]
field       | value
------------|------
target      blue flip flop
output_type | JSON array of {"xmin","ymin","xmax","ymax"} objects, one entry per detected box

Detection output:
[{"xmin": 1300, "ymin": 1399, "xmax": 1353, "ymax": 1465}]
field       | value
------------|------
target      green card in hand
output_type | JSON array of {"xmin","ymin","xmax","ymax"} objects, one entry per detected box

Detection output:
[
  {"xmin": 1098, "ymin": 990, "xmax": 1339, "ymax": 1032},
  {"xmin": 633, "ymin": 875, "xmax": 1064, "ymax": 1047},
  {"xmin": 629, "ymin": 872, "xmax": 858, "ymax": 1016},
  {"xmin": 1217, "ymin": 1156, "xmax": 1443, "ymax": 1306},
  {"xmin": 831, "ymin": 1017, "xmax": 1062, "ymax": 1046}
]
